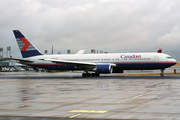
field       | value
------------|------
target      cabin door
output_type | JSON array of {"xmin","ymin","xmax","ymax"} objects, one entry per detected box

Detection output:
[{"xmin": 154, "ymin": 56, "xmax": 159, "ymax": 61}]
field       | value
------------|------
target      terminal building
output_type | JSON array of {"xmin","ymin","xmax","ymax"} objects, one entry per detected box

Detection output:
[{"xmin": 0, "ymin": 60, "xmax": 27, "ymax": 72}]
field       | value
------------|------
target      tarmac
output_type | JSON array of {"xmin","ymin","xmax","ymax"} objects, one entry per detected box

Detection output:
[{"xmin": 0, "ymin": 68, "xmax": 180, "ymax": 120}]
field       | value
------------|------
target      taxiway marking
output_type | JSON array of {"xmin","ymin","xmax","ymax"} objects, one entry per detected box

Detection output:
[
  {"xmin": 69, "ymin": 110, "xmax": 107, "ymax": 118},
  {"xmin": 69, "ymin": 113, "xmax": 81, "ymax": 118},
  {"xmin": 131, "ymin": 91, "xmax": 154, "ymax": 99},
  {"xmin": 70, "ymin": 110, "xmax": 108, "ymax": 113}
]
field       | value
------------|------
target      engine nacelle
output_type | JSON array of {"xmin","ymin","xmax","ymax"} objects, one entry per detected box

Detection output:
[{"xmin": 96, "ymin": 64, "xmax": 115, "ymax": 73}]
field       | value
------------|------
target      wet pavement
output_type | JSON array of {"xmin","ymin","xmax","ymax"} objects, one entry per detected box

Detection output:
[
  {"xmin": 0, "ymin": 116, "xmax": 82, "ymax": 120},
  {"xmin": 0, "ymin": 71, "xmax": 180, "ymax": 120}
]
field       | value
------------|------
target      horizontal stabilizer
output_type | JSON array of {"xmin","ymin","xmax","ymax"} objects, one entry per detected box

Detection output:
[{"xmin": 0, "ymin": 57, "xmax": 34, "ymax": 63}]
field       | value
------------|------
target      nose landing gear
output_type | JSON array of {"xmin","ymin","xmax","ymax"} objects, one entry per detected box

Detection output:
[{"xmin": 160, "ymin": 69, "xmax": 165, "ymax": 77}]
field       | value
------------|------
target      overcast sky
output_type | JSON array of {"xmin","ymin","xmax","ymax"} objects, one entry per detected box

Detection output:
[{"xmin": 1, "ymin": 0, "xmax": 180, "ymax": 60}]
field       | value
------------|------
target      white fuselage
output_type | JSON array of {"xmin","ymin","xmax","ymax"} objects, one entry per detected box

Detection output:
[{"xmin": 23, "ymin": 52, "xmax": 176, "ymax": 71}]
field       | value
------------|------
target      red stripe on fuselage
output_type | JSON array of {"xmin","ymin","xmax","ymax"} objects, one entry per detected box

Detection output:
[
  {"xmin": 29, "ymin": 64, "xmax": 63, "ymax": 66},
  {"xmin": 19, "ymin": 38, "xmax": 30, "ymax": 51}
]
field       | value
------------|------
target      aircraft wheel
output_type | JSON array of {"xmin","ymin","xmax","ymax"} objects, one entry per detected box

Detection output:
[
  {"xmin": 92, "ymin": 73, "xmax": 96, "ymax": 77},
  {"xmin": 87, "ymin": 73, "xmax": 91, "ymax": 77},
  {"xmin": 82, "ymin": 73, "xmax": 99, "ymax": 77},
  {"xmin": 82, "ymin": 73, "xmax": 87, "ymax": 77},
  {"xmin": 96, "ymin": 73, "xmax": 100, "ymax": 77},
  {"xmin": 160, "ymin": 73, "xmax": 164, "ymax": 77},
  {"xmin": 160, "ymin": 69, "xmax": 164, "ymax": 77}
]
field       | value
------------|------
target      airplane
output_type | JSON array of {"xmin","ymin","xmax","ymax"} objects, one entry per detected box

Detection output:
[{"xmin": 12, "ymin": 30, "xmax": 177, "ymax": 77}]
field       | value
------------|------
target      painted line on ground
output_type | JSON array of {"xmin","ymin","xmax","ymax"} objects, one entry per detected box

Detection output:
[
  {"xmin": 69, "ymin": 113, "xmax": 81, "ymax": 118},
  {"xmin": 69, "ymin": 110, "xmax": 107, "ymax": 118},
  {"xmin": 70, "ymin": 110, "xmax": 108, "ymax": 113},
  {"xmin": 131, "ymin": 91, "xmax": 154, "ymax": 99}
]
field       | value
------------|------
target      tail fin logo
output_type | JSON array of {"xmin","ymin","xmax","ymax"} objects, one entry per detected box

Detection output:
[
  {"xmin": 13, "ymin": 30, "xmax": 43, "ymax": 58},
  {"xmin": 19, "ymin": 38, "xmax": 30, "ymax": 51}
]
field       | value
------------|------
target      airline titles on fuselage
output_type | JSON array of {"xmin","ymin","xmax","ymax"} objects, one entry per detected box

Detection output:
[
  {"xmin": 121, "ymin": 54, "xmax": 151, "ymax": 61},
  {"xmin": 121, "ymin": 54, "xmax": 141, "ymax": 59}
]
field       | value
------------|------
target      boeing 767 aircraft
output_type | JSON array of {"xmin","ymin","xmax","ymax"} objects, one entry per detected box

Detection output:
[{"xmin": 12, "ymin": 30, "xmax": 177, "ymax": 77}]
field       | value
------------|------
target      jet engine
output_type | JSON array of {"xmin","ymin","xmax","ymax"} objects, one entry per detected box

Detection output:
[{"xmin": 96, "ymin": 64, "xmax": 116, "ymax": 73}]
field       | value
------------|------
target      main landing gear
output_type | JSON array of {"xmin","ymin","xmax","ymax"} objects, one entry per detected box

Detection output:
[
  {"xmin": 160, "ymin": 69, "xmax": 164, "ymax": 77},
  {"xmin": 82, "ymin": 72, "xmax": 100, "ymax": 77}
]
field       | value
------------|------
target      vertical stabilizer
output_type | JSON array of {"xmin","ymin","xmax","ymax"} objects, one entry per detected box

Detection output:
[
  {"xmin": 13, "ymin": 30, "xmax": 43, "ymax": 58},
  {"xmin": 157, "ymin": 48, "xmax": 162, "ymax": 53}
]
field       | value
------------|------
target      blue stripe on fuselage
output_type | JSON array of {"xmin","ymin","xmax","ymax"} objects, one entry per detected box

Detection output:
[
  {"xmin": 115, "ymin": 62, "xmax": 176, "ymax": 70},
  {"xmin": 27, "ymin": 62, "xmax": 176, "ymax": 71}
]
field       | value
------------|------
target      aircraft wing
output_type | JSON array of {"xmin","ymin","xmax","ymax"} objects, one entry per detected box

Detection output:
[{"xmin": 41, "ymin": 59, "xmax": 96, "ymax": 69}]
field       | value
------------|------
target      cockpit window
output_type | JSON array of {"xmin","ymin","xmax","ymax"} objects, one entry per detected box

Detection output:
[{"xmin": 166, "ymin": 56, "xmax": 172, "ymax": 59}]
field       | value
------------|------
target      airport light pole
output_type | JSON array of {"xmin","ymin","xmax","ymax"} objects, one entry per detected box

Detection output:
[{"xmin": 0, "ymin": 48, "xmax": 3, "ymax": 58}]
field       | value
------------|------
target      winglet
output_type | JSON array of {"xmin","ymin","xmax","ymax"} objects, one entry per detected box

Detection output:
[
  {"xmin": 13, "ymin": 30, "xmax": 43, "ymax": 58},
  {"xmin": 76, "ymin": 50, "xmax": 85, "ymax": 54}
]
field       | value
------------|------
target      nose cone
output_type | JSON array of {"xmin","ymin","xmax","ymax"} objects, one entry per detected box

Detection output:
[
  {"xmin": 172, "ymin": 59, "xmax": 177, "ymax": 65},
  {"xmin": 173, "ymin": 58, "xmax": 177, "ymax": 62}
]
